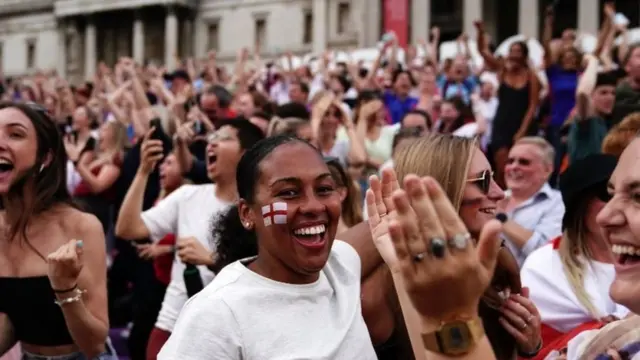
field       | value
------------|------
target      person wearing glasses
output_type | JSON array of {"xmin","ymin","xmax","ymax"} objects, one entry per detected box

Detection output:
[
  {"xmin": 115, "ymin": 119, "xmax": 264, "ymax": 358},
  {"xmin": 500, "ymin": 136, "xmax": 565, "ymax": 267},
  {"xmin": 0, "ymin": 102, "xmax": 114, "ymax": 359},
  {"xmin": 344, "ymin": 134, "xmax": 542, "ymax": 359},
  {"xmin": 520, "ymin": 154, "xmax": 629, "ymax": 358}
]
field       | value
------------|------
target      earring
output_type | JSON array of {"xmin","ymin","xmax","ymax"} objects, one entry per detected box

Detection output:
[
  {"xmin": 39, "ymin": 164, "xmax": 45, "ymax": 173},
  {"xmin": 244, "ymin": 222, "xmax": 253, "ymax": 230}
]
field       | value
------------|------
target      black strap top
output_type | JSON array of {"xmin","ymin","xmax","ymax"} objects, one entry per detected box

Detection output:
[{"xmin": 0, "ymin": 276, "xmax": 74, "ymax": 346}]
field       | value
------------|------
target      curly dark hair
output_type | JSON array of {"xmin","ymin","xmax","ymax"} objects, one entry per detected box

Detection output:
[{"xmin": 209, "ymin": 135, "xmax": 321, "ymax": 272}]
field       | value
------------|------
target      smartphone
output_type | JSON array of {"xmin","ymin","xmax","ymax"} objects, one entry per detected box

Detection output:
[
  {"xmin": 193, "ymin": 120, "xmax": 203, "ymax": 134},
  {"xmin": 149, "ymin": 117, "xmax": 172, "ymax": 157},
  {"xmin": 84, "ymin": 137, "xmax": 96, "ymax": 152},
  {"xmin": 149, "ymin": 118, "xmax": 165, "ymax": 141}
]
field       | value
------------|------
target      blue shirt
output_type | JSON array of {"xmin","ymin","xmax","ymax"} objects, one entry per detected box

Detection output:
[
  {"xmin": 437, "ymin": 75, "xmax": 478, "ymax": 104},
  {"xmin": 503, "ymin": 183, "xmax": 565, "ymax": 268},
  {"xmin": 383, "ymin": 91, "xmax": 418, "ymax": 124},
  {"xmin": 546, "ymin": 65, "xmax": 578, "ymax": 127}
]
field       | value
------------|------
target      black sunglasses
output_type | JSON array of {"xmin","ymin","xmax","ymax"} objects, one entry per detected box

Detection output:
[
  {"xmin": 467, "ymin": 170, "xmax": 494, "ymax": 194},
  {"xmin": 593, "ymin": 182, "xmax": 612, "ymax": 203},
  {"xmin": 507, "ymin": 157, "xmax": 531, "ymax": 166}
]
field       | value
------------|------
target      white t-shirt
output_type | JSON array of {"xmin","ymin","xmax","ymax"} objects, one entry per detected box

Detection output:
[
  {"xmin": 521, "ymin": 243, "xmax": 629, "ymax": 334},
  {"xmin": 158, "ymin": 240, "xmax": 377, "ymax": 360},
  {"xmin": 141, "ymin": 184, "xmax": 231, "ymax": 332}
]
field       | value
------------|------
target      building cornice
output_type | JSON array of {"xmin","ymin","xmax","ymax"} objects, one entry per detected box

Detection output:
[
  {"xmin": 54, "ymin": 0, "xmax": 198, "ymax": 18},
  {"xmin": 0, "ymin": 0, "xmax": 54, "ymax": 17}
]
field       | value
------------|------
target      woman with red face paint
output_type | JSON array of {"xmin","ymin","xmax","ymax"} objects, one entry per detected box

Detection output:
[{"xmin": 158, "ymin": 135, "xmax": 378, "ymax": 359}]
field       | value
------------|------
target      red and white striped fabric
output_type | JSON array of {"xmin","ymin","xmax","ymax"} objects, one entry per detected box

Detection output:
[{"xmin": 261, "ymin": 202, "xmax": 287, "ymax": 227}]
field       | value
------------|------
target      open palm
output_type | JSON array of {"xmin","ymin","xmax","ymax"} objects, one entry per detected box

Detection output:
[{"xmin": 366, "ymin": 168, "xmax": 401, "ymax": 272}]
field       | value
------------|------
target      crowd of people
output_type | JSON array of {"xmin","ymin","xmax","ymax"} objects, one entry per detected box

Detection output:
[{"xmin": 1, "ymin": 1, "xmax": 640, "ymax": 359}]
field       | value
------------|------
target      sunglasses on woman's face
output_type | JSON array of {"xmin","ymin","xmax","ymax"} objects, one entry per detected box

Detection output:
[{"xmin": 467, "ymin": 169, "xmax": 494, "ymax": 194}]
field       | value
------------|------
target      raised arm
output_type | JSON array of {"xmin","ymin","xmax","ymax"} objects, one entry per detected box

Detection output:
[
  {"xmin": 542, "ymin": 5, "xmax": 555, "ymax": 68},
  {"xmin": 475, "ymin": 21, "xmax": 501, "ymax": 71}
]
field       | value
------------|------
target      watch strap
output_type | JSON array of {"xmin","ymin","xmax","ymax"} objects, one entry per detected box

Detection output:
[{"xmin": 422, "ymin": 316, "xmax": 485, "ymax": 356}]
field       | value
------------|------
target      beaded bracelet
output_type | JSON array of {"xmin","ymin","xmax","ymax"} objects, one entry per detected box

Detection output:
[{"xmin": 54, "ymin": 288, "xmax": 87, "ymax": 307}]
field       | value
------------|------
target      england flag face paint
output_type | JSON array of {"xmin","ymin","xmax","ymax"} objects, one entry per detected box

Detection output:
[{"xmin": 262, "ymin": 202, "xmax": 287, "ymax": 227}]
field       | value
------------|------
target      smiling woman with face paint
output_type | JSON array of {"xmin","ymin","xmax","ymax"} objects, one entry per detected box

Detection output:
[{"xmin": 158, "ymin": 135, "xmax": 377, "ymax": 360}]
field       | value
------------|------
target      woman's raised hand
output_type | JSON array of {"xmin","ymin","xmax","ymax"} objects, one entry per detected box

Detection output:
[
  {"xmin": 386, "ymin": 175, "xmax": 504, "ymax": 321},
  {"xmin": 366, "ymin": 168, "xmax": 401, "ymax": 271}
]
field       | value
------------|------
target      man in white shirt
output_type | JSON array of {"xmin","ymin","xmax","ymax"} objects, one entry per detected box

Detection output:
[
  {"xmin": 115, "ymin": 119, "xmax": 264, "ymax": 356},
  {"xmin": 500, "ymin": 136, "xmax": 565, "ymax": 267}
]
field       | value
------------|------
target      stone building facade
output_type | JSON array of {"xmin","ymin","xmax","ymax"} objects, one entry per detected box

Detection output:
[{"xmin": 0, "ymin": 0, "xmax": 638, "ymax": 84}]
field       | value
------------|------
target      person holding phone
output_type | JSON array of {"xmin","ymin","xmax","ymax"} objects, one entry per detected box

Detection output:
[{"xmin": 115, "ymin": 119, "xmax": 264, "ymax": 359}]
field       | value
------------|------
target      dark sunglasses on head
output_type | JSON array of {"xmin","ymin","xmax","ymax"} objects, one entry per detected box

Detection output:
[
  {"xmin": 593, "ymin": 182, "xmax": 612, "ymax": 203},
  {"xmin": 467, "ymin": 169, "xmax": 494, "ymax": 194},
  {"xmin": 507, "ymin": 157, "xmax": 531, "ymax": 166}
]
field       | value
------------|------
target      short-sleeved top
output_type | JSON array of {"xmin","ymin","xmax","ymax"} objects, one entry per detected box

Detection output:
[
  {"xmin": 158, "ymin": 240, "xmax": 377, "ymax": 360},
  {"xmin": 141, "ymin": 184, "xmax": 231, "ymax": 331}
]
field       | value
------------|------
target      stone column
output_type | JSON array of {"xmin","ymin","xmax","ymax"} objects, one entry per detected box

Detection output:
[
  {"xmin": 369, "ymin": 0, "xmax": 381, "ymax": 45},
  {"xmin": 411, "ymin": 0, "xmax": 430, "ymax": 43},
  {"xmin": 57, "ymin": 23, "xmax": 67, "ymax": 79},
  {"xmin": 133, "ymin": 11, "xmax": 145, "ymax": 64},
  {"xmin": 193, "ymin": 13, "xmax": 207, "ymax": 58},
  {"xmin": 518, "ymin": 0, "xmax": 539, "ymax": 38},
  {"xmin": 164, "ymin": 6, "xmax": 178, "ymax": 69},
  {"xmin": 463, "ymin": 0, "xmax": 483, "ymax": 36},
  {"xmin": 312, "ymin": 0, "xmax": 327, "ymax": 53},
  {"xmin": 84, "ymin": 17, "xmax": 96, "ymax": 79},
  {"xmin": 578, "ymin": 0, "xmax": 599, "ymax": 34}
]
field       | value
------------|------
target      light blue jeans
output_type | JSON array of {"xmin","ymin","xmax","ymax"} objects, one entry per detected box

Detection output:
[{"xmin": 21, "ymin": 340, "xmax": 117, "ymax": 360}]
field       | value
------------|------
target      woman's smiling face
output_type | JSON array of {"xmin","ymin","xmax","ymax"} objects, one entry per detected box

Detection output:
[
  {"xmin": 241, "ymin": 141, "xmax": 342, "ymax": 283},
  {"xmin": 459, "ymin": 148, "xmax": 505, "ymax": 237}
]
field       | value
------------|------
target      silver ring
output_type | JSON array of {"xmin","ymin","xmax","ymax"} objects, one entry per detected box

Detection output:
[
  {"xmin": 449, "ymin": 233, "xmax": 471, "ymax": 250},
  {"xmin": 413, "ymin": 252, "xmax": 427, "ymax": 262},
  {"xmin": 526, "ymin": 315, "xmax": 534, "ymax": 324},
  {"xmin": 521, "ymin": 322, "xmax": 528, "ymax": 330}
]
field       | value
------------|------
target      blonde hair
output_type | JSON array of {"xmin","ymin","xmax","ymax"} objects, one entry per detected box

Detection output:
[
  {"xmin": 557, "ymin": 208, "xmax": 600, "ymax": 318},
  {"xmin": 514, "ymin": 136, "xmax": 555, "ymax": 166},
  {"xmin": 266, "ymin": 117, "xmax": 309, "ymax": 137},
  {"xmin": 394, "ymin": 133, "xmax": 477, "ymax": 210}
]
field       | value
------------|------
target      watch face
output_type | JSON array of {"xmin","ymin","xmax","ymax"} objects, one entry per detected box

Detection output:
[{"xmin": 441, "ymin": 321, "xmax": 472, "ymax": 355}]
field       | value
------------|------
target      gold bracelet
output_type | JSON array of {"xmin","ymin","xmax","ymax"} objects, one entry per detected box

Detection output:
[{"xmin": 54, "ymin": 288, "xmax": 87, "ymax": 307}]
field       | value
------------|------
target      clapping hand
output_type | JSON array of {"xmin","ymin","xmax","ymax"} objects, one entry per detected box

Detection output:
[
  {"xmin": 386, "ymin": 175, "xmax": 504, "ymax": 321},
  {"xmin": 366, "ymin": 168, "xmax": 401, "ymax": 272}
]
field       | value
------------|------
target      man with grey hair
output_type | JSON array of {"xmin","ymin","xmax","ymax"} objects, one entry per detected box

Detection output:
[{"xmin": 500, "ymin": 136, "xmax": 565, "ymax": 267}]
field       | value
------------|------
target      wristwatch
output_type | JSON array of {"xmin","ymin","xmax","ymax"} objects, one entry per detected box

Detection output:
[{"xmin": 422, "ymin": 316, "xmax": 485, "ymax": 356}]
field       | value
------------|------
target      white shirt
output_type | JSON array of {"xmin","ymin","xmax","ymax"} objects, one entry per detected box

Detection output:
[
  {"xmin": 141, "ymin": 184, "xmax": 231, "ymax": 332},
  {"xmin": 158, "ymin": 240, "xmax": 377, "ymax": 360},
  {"xmin": 521, "ymin": 243, "xmax": 629, "ymax": 334}
]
